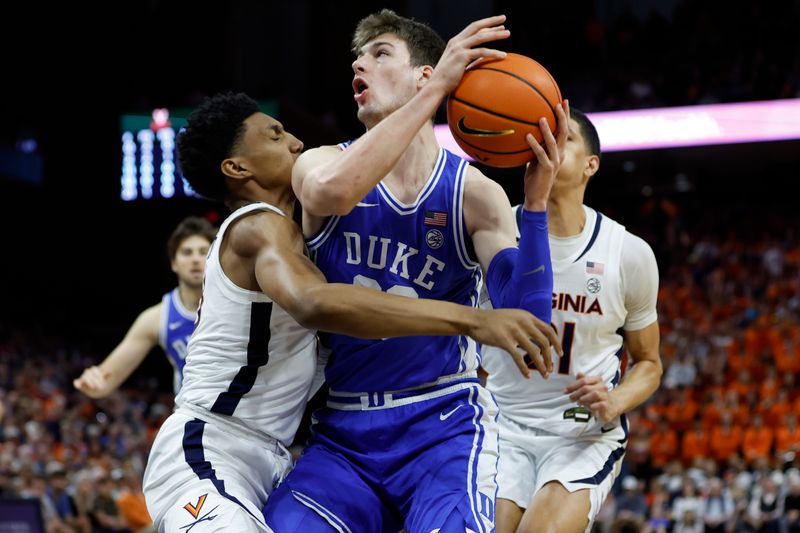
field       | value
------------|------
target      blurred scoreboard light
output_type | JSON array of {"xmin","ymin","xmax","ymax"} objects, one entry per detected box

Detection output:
[
  {"xmin": 120, "ymin": 101, "xmax": 276, "ymax": 201},
  {"xmin": 120, "ymin": 109, "xmax": 193, "ymax": 201}
]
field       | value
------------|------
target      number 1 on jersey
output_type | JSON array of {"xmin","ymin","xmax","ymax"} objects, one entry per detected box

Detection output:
[{"xmin": 553, "ymin": 321, "xmax": 576, "ymax": 374}]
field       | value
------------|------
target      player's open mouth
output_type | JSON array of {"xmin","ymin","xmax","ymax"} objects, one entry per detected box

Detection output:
[{"xmin": 353, "ymin": 78, "xmax": 369, "ymax": 100}]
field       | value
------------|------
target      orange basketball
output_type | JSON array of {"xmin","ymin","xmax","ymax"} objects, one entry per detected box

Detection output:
[{"xmin": 447, "ymin": 53, "xmax": 562, "ymax": 168}]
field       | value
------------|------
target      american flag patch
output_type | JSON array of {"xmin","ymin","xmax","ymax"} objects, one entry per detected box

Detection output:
[
  {"xmin": 424, "ymin": 210, "xmax": 447, "ymax": 227},
  {"xmin": 586, "ymin": 261, "xmax": 604, "ymax": 274}
]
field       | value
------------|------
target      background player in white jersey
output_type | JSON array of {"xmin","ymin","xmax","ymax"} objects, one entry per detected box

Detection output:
[
  {"xmin": 143, "ymin": 92, "xmax": 559, "ymax": 533},
  {"xmin": 73, "ymin": 216, "xmax": 217, "ymax": 398},
  {"xmin": 264, "ymin": 10, "xmax": 567, "ymax": 533},
  {"xmin": 481, "ymin": 108, "xmax": 663, "ymax": 533}
]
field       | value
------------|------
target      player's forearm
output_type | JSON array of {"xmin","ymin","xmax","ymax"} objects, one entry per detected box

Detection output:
[
  {"xmin": 306, "ymin": 85, "xmax": 446, "ymax": 214},
  {"xmin": 486, "ymin": 209, "xmax": 552, "ymax": 322},
  {"xmin": 96, "ymin": 348, "xmax": 147, "ymax": 394},
  {"xmin": 296, "ymin": 283, "xmax": 480, "ymax": 339},
  {"xmin": 610, "ymin": 359, "xmax": 662, "ymax": 414}
]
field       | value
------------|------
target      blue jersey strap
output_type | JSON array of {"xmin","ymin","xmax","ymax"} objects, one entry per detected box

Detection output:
[{"xmin": 485, "ymin": 209, "xmax": 552, "ymax": 323}]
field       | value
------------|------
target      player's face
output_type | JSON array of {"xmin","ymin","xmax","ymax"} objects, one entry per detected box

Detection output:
[
  {"xmin": 238, "ymin": 113, "xmax": 304, "ymax": 187},
  {"xmin": 352, "ymin": 33, "xmax": 420, "ymax": 128},
  {"xmin": 172, "ymin": 235, "xmax": 211, "ymax": 288},
  {"xmin": 552, "ymin": 118, "xmax": 596, "ymax": 193}
]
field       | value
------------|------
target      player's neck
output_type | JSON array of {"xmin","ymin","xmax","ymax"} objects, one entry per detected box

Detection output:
[
  {"xmin": 547, "ymin": 194, "xmax": 586, "ymax": 237},
  {"xmin": 383, "ymin": 125, "xmax": 438, "ymax": 196},
  {"xmin": 177, "ymin": 284, "xmax": 202, "ymax": 312},
  {"xmin": 227, "ymin": 189, "xmax": 295, "ymax": 218}
]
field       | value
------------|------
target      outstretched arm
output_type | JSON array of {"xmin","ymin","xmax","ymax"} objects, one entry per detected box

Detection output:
[
  {"xmin": 226, "ymin": 211, "xmax": 560, "ymax": 377},
  {"xmin": 73, "ymin": 305, "xmax": 161, "ymax": 398}
]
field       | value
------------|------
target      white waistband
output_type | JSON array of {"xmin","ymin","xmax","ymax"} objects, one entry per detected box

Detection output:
[{"xmin": 327, "ymin": 371, "xmax": 479, "ymax": 411}]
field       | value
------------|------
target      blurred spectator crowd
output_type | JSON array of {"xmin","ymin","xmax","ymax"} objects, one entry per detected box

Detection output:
[{"xmin": 2, "ymin": 214, "xmax": 799, "ymax": 532}]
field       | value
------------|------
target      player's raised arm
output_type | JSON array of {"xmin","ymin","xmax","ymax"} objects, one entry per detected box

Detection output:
[{"xmin": 295, "ymin": 16, "xmax": 510, "ymax": 218}]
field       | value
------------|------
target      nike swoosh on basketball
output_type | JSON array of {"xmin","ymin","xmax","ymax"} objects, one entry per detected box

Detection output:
[
  {"xmin": 522, "ymin": 264, "xmax": 545, "ymax": 276},
  {"xmin": 169, "ymin": 321, "xmax": 183, "ymax": 330},
  {"xmin": 356, "ymin": 202, "xmax": 378, "ymax": 207},
  {"xmin": 440, "ymin": 404, "xmax": 463, "ymax": 421},
  {"xmin": 457, "ymin": 117, "xmax": 514, "ymax": 137}
]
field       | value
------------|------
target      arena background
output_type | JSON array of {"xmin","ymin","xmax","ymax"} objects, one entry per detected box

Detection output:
[{"xmin": 2, "ymin": 0, "xmax": 800, "ymax": 531}]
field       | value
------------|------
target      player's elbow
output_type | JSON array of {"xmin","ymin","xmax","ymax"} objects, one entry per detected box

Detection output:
[
  {"xmin": 301, "ymin": 170, "xmax": 356, "ymax": 216},
  {"xmin": 286, "ymin": 288, "xmax": 339, "ymax": 330}
]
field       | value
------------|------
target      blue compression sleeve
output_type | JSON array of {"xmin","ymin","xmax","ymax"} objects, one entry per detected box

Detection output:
[{"xmin": 485, "ymin": 209, "xmax": 552, "ymax": 322}]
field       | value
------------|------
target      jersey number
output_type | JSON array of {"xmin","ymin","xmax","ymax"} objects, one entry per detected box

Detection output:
[
  {"xmin": 553, "ymin": 321, "xmax": 576, "ymax": 374},
  {"xmin": 353, "ymin": 275, "xmax": 419, "ymax": 299}
]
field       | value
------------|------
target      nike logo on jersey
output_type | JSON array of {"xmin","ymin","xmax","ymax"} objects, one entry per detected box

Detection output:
[
  {"xmin": 356, "ymin": 202, "xmax": 378, "ymax": 207},
  {"xmin": 600, "ymin": 425, "xmax": 616, "ymax": 433},
  {"xmin": 440, "ymin": 404, "xmax": 463, "ymax": 421},
  {"xmin": 169, "ymin": 320, "xmax": 183, "ymax": 330},
  {"xmin": 457, "ymin": 117, "xmax": 515, "ymax": 137},
  {"xmin": 523, "ymin": 264, "xmax": 545, "ymax": 276}
]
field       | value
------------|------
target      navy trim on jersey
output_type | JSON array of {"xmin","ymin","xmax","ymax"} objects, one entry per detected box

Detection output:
[
  {"xmin": 610, "ymin": 346, "xmax": 625, "ymax": 386},
  {"xmin": 619, "ymin": 413, "xmax": 629, "ymax": 444},
  {"xmin": 182, "ymin": 418, "xmax": 261, "ymax": 521},
  {"xmin": 573, "ymin": 212, "xmax": 604, "ymax": 263},
  {"xmin": 568, "ymin": 445, "xmax": 626, "ymax": 486},
  {"xmin": 210, "ymin": 302, "xmax": 272, "ymax": 415}
]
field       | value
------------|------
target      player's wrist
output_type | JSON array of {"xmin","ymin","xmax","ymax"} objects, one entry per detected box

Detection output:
[
  {"xmin": 522, "ymin": 199, "xmax": 547, "ymax": 212},
  {"xmin": 462, "ymin": 307, "xmax": 483, "ymax": 337},
  {"xmin": 419, "ymin": 78, "xmax": 449, "ymax": 104}
]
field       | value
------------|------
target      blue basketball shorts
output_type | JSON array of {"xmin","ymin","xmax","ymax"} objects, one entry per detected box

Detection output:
[{"xmin": 263, "ymin": 376, "xmax": 499, "ymax": 533}]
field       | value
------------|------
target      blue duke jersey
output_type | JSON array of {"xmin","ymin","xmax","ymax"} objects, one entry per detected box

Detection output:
[
  {"xmin": 307, "ymin": 145, "xmax": 483, "ymax": 392},
  {"xmin": 158, "ymin": 287, "xmax": 195, "ymax": 393}
]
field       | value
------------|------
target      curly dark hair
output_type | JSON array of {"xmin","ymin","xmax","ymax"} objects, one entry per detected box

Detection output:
[{"xmin": 177, "ymin": 92, "xmax": 260, "ymax": 202}]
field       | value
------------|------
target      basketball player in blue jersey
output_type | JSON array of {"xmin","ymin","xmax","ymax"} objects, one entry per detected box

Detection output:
[
  {"xmin": 482, "ymin": 110, "xmax": 663, "ymax": 533},
  {"xmin": 263, "ymin": 10, "xmax": 569, "ymax": 533},
  {"xmin": 142, "ymin": 92, "xmax": 559, "ymax": 533},
  {"xmin": 73, "ymin": 216, "xmax": 217, "ymax": 398}
]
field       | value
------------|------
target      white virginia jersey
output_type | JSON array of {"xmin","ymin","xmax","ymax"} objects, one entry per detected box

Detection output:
[
  {"xmin": 482, "ymin": 205, "xmax": 658, "ymax": 437},
  {"xmin": 175, "ymin": 202, "xmax": 317, "ymax": 446}
]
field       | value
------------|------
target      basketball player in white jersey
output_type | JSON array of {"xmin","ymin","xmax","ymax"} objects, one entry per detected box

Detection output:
[
  {"xmin": 142, "ymin": 91, "xmax": 559, "ymax": 533},
  {"xmin": 73, "ymin": 216, "xmax": 217, "ymax": 398},
  {"xmin": 481, "ymin": 109, "xmax": 663, "ymax": 533}
]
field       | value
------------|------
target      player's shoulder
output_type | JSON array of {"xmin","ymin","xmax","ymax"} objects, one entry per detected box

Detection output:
[
  {"xmin": 462, "ymin": 164, "xmax": 508, "ymax": 200},
  {"xmin": 621, "ymin": 229, "xmax": 656, "ymax": 259},
  {"xmin": 225, "ymin": 208, "xmax": 295, "ymax": 258},
  {"xmin": 585, "ymin": 206, "xmax": 656, "ymax": 262},
  {"xmin": 134, "ymin": 302, "xmax": 164, "ymax": 335}
]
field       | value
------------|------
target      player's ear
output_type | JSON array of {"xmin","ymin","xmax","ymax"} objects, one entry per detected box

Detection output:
[
  {"xmin": 584, "ymin": 155, "xmax": 600, "ymax": 182},
  {"xmin": 221, "ymin": 158, "xmax": 250, "ymax": 180},
  {"xmin": 416, "ymin": 65, "xmax": 434, "ymax": 89}
]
